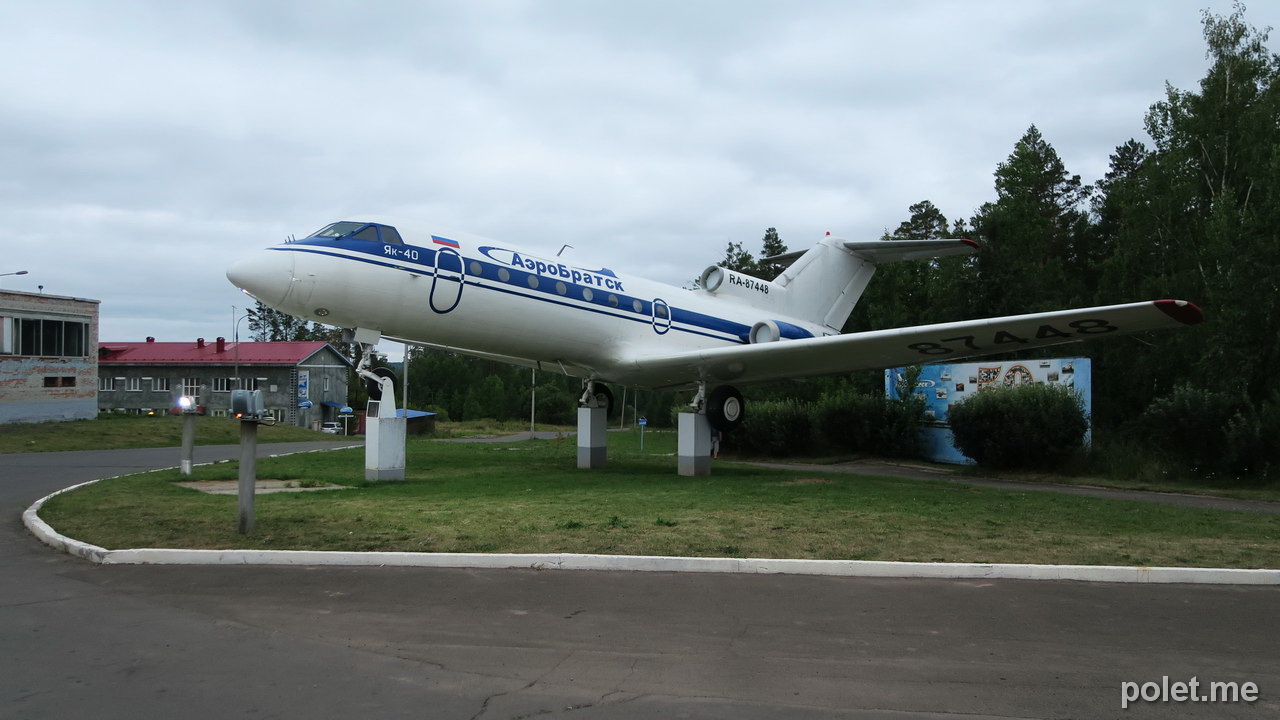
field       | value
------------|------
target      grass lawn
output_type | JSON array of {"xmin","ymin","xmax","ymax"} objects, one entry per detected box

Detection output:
[
  {"xmin": 0, "ymin": 414, "xmax": 335, "ymax": 453},
  {"xmin": 38, "ymin": 428, "xmax": 1280, "ymax": 569}
]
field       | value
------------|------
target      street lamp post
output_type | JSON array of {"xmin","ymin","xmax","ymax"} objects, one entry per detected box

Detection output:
[
  {"xmin": 0, "ymin": 270, "xmax": 29, "ymax": 287},
  {"xmin": 233, "ymin": 308, "xmax": 256, "ymax": 390}
]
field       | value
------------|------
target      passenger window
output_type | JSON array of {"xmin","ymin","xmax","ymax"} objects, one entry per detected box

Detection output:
[
  {"xmin": 632, "ymin": 299, "xmax": 643, "ymax": 313},
  {"xmin": 470, "ymin": 261, "xmax": 483, "ymax": 276},
  {"xmin": 498, "ymin": 268, "xmax": 511, "ymax": 282},
  {"xmin": 608, "ymin": 295, "xmax": 619, "ymax": 308},
  {"xmin": 582, "ymin": 288, "xmax": 594, "ymax": 302},
  {"xmin": 527, "ymin": 275, "xmax": 540, "ymax": 289},
  {"xmin": 555, "ymin": 281, "xmax": 568, "ymax": 295}
]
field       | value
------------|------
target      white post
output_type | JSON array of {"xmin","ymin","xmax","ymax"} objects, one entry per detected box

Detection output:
[
  {"xmin": 237, "ymin": 419, "xmax": 258, "ymax": 534},
  {"xmin": 677, "ymin": 412, "xmax": 712, "ymax": 476},
  {"xmin": 577, "ymin": 406, "xmax": 607, "ymax": 469},
  {"xmin": 180, "ymin": 412, "xmax": 196, "ymax": 475}
]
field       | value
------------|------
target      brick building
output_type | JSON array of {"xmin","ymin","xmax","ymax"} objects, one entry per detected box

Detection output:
[
  {"xmin": 0, "ymin": 289, "xmax": 100, "ymax": 424},
  {"xmin": 97, "ymin": 338, "xmax": 352, "ymax": 428}
]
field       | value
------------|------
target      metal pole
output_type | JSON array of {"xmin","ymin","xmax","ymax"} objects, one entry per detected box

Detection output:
[
  {"xmin": 619, "ymin": 386, "xmax": 626, "ymax": 429},
  {"xmin": 530, "ymin": 367, "xmax": 536, "ymax": 433},
  {"xmin": 237, "ymin": 420, "xmax": 258, "ymax": 534},
  {"xmin": 180, "ymin": 412, "xmax": 196, "ymax": 475}
]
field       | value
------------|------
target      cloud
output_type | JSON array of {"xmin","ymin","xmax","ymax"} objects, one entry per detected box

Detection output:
[{"xmin": 0, "ymin": 0, "xmax": 1273, "ymax": 347}]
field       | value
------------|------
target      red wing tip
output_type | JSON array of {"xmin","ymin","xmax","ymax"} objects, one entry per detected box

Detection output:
[
  {"xmin": 1154, "ymin": 299, "xmax": 1204, "ymax": 325},
  {"xmin": 960, "ymin": 238, "xmax": 980, "ymax": 250}
]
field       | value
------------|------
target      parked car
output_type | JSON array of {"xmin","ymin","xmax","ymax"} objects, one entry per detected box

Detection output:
[{"xmin": 320, "ymin": 421, "xmax": 343, "ymax": 435}]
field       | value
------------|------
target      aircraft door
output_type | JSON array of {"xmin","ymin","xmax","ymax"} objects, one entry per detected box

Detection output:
[
  {"xmin": 430, "ymin": 248, "xmax": 465, "ymax": 314},
  {"xmin": 651, "ymin": 298, "xmax": 672, "ymax": 335}
]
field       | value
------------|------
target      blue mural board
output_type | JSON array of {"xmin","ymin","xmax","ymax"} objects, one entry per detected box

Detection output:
[{"xmin": 885, "ymin": 358, "xmax": 1092, "ymax": 465}]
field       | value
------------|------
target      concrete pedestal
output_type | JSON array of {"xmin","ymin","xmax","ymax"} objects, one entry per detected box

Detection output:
[
  {"xmin": 365, "ymin": 414, "xmax": 406, "ymax": 482},
  {"xmin": 577, "ymin": 406, "xmax": 607, "ymax": 469},
  {"xmin": 678, "ymin": 412, "xmax": 712, "ymax": 476}
]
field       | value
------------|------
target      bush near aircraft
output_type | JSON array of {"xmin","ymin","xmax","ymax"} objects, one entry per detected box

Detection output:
[{"xmin": 947, "ymin": 384, "xmax": 1089, "ymax": 471}]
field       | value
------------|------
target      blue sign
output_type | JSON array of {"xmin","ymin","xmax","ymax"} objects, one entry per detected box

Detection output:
[
  {"xmin": 638, "ymin": 416, "xmax": 648, "ymax": 426},
  {"xmin": 339, "ymin": 406, "xmax": 353, "ymax": 415},
  {"xmin": 298, "ymin": 400, "xmax": 313, "ymax": 409}
]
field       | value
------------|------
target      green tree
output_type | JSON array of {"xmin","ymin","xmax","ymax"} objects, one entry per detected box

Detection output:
[
  {"xmin": 756, "ymin": 227, "xmax": 789, "ymax": 279},
  {"xmin": 246, "ymin": 301, "xmax": 333, "ymax": 342},
  {"xmin": 719, "ymin": 240, "xmax": 757, "ymax": 275},
  {"xmin": 1093, "ymin": 3, "xmax": 1279, "ymax": 424},
  {"xmin": 966, "ymin": 126, "xmax": 1093, "ymax": 318}
]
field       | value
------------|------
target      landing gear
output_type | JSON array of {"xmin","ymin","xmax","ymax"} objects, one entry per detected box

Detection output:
[
  {"xmin": 579, "ymin": 380, "xmax": 614, "ymax": 415},
  {"xmin": 706, "ymin": 385, "xmax": 744, "ymax": 432},
  {"xmin": 365, "ymin": 366, "xmax": 397, "ymax": 401},
  {"xmin": 577, "ymin": 379, "xmax": 611, "ymax": 469}
]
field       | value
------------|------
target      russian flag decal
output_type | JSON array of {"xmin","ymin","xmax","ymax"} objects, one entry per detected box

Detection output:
[{"xmin": 432, "ymin": 235, "xmax": 460, "ymax": 248}]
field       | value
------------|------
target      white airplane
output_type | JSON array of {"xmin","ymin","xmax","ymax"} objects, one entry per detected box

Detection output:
[{"xmin": 226, "ymin": 220, "xmax": 1202, "ymax": 431}]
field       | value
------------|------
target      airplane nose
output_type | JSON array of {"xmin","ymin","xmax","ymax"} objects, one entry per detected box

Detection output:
[{"xmin": 226, "ymin": 248, "xmax": 294, "ymax": 308}]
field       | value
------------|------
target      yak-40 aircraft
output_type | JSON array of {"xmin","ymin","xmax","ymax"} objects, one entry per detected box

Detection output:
[{"xmin": 226, "ymin": 220, "xmax": 1203, "ymax": 432}]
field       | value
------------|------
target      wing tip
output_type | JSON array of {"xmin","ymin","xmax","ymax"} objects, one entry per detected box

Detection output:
[{"xmin": 1155, "ymin": 299, "xmax": 1205, "ymax": 325}]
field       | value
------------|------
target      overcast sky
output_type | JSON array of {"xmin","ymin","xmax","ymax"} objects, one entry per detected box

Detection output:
[{"xmin": 3, "ymin": 0, "xmax": 1275, "ymax": 348}]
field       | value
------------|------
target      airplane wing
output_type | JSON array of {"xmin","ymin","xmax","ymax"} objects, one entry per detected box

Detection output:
[{"xmin": 613, "ymin": 300, "xmax": 1203, "ymax": 389}]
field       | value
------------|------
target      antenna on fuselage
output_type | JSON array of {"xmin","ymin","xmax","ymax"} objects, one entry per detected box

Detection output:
[{"xmin": 557, "ymin": 244, "xmax": 573, "ymax": 257}]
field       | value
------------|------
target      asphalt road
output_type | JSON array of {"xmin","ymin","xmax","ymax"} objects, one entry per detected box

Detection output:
[{"xmin": 3, "ymin": 443, "xmax": 1278, "ymax": 719}]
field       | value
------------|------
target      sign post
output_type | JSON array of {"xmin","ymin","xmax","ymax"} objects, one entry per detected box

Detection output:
[{"xmin": 638, "ymin": 416, "xmax": 647, "ymax": 452}]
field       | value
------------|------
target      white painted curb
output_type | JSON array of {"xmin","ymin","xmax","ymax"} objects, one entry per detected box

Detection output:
[{"xmin": 23, "ymin": 465, "xmax": 1280, "ymax": 586}]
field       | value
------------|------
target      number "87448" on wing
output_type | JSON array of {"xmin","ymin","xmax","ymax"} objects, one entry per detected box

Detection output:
[{"xmin": 907, "ymin": 319, "xmax": 1117, "ymax": 356}]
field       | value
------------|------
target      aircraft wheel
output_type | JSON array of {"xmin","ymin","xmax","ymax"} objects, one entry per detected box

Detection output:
[
  {"xmin": 583, "ymin": 383, "xmax": 614, "ymax": 414},
  {"xmin": 366, "ymin": 366, "xmax": 397, "ymax": 401},
  {"xmin": 707, "ymin": 385, "xmax": 744, "ymax": 432}
]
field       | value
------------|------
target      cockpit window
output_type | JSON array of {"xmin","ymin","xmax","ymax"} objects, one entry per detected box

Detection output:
[
  {"xmin": 379, "ymin": 225, "xmax": 403, "ymax": 244},
  {"xmin": 311, "ymin": 222, "xmax": 364, "ymax": 238},
  {"xmin": 308, "ymin": 221, "xmax": 404, "ymax": 244}
]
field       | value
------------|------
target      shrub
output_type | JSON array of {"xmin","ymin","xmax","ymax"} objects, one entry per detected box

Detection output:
[
  {"xmin": 815, "ymin": 390, "xmax": 925, "ymax": 458},
  {"xmin": 948, "ymin": 383, "xmax": 1089, "ymax": 470},
  {"xmin": 1137, "ymin": 385, "xmax": 1279, "ymax": 482},
  {"xmin": 726, "ymin": 399, "xmax": 814, "ymax": 457}
]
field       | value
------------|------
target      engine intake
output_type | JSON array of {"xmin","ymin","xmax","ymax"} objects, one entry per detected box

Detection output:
[{"xmin": 748, "ymin": 319, "xmax": 813, "ymax": 343}]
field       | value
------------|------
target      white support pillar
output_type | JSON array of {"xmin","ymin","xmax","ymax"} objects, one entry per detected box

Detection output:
[
  {"xmin": 363, "ymin": 366, "xmax": 405, "ymax": 482},
  {"xmin": 677, "ymin": 412, "xmax": 712, "ymax": 476},
  {"xmin": 577, "ymin": 406, "xmax": 607, "ymax": 469},
  {"xmin": 365, "ymin": 405, "xmax": 406, "ymax": 481}
]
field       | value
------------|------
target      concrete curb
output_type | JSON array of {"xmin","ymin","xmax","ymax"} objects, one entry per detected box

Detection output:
[{"xmin": 24, "ymin": 478, "xmax": 1280, "ymax": 584}]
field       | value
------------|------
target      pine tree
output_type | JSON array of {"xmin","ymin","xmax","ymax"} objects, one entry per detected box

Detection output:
[
  {"xmin": 756, "ymin": 227, "xmax": 789, "ymax": 279},
  {"xmin": 967, "ymin": 125, "xmax": 1091, "ymax": 317}
]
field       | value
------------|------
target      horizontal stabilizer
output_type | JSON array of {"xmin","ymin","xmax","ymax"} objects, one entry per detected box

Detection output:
[
  {"xmin": 841, "ymin": 238, "xmax": 978, "ymax": 263},
  {"xmin": 614, "ymin": 300, "xmax": 1203, "ymax": 389}
]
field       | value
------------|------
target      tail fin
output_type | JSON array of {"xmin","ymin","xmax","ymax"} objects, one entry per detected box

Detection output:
[{"xmin": 768, "ymin": 236, "xmax": 977, "ymax": 333}]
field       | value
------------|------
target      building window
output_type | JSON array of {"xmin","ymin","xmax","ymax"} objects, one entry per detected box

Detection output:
[
  {"xmin": 181, "ymin": 377, "xmax": 201, "ymax": 400},
  {"xmin": 323, "ymin": 375, "xmax": 331, "ymax": 393},
  {"xmin": 211, "ymin": 409, "xmax": 228, "ymax": 418},
  {"xmin": 100, "ymin": 376, "xmax": 115, "ymax": 391},
  {"xmin": 127, "ymin": 377, "xmax": 141, "ymax": 392},
  {"xmin": 212, "ymin": 377, "xmax": 232, "ymax": 393},
  {"xmin": 9, "ymin": 318, "xmax": 89, "ymax": 357},
  {"xmin": 152, "ymin": 377, "xmax": 170, "ymax": 392},
  {"xmin": 43, "ymin": 376, "xmax": 76, "ymax": 388}
]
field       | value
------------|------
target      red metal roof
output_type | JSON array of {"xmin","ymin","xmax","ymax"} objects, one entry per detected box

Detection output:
[{"xmin": 98, "ymin": 340, "xmax": 347, "ymax": 366}]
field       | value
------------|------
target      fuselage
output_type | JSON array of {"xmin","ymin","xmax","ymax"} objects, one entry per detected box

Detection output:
[{"xmin": 227, "ymin": 223, "xmax": 825, "ymax": 388}]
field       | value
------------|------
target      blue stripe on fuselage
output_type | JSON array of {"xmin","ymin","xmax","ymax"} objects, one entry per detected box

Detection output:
[{"xmin": 276, "ymin": 240, "xmax": 753, "ymax": 345}]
